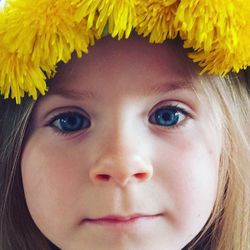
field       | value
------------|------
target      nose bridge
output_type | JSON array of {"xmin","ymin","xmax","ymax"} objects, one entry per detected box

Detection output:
[
  {"xmin": 104, "ymin": 115, "xmax": 137, "ymax": 158},
  {"xmin": 100, "ymin": 102, "xmax": 141, "ymax": 157},
  {"xmin": 89, "ymin": 107, "xmax": 153, "ymax": 187}
]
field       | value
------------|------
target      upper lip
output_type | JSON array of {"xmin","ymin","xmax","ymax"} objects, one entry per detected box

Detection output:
[{"xmin": 83, "ymin": 213, "xmax": 162, "ymax": 222}]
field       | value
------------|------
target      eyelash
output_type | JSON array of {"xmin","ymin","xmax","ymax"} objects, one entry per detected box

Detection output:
[
  {"xmin": 47, "ymin": 111, "xmax": 91, "ymax": 136},
  {"xmin": 149, "ymin": 104, "xmax": 190, "ymax": 129},
  {"xmin": 46, "ymin": 104, "xmax": 191, "ymax": 136}
]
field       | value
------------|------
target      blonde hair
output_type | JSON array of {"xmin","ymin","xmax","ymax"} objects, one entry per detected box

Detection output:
[
  {"xmin": 0, "ymin": 73, "xmax": 249, "ymax": 250},
  {"xmin": 185, "ymin": 72, "xmax": 250, "ymax": 250},
  {"xmin": 207, "ymin": 73, "xmax": 249, "ymax": 250}
]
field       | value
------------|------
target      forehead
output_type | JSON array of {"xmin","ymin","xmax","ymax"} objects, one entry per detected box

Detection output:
[{"xmin": 47, "ymin": 35, "xmax": 199, "ymax": 96}]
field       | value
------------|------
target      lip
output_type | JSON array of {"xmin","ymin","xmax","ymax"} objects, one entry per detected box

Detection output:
[{"xmin": 82, "ymin": 213, "xmax": 162, "ymax": 225}]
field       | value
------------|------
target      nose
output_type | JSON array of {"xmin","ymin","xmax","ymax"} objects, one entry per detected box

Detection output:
[{"xmin": 89, "ymin": 134, "xmax": 153, "ymax": 187}]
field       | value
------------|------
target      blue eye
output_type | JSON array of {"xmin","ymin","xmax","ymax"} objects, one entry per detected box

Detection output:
[
  {"xmin": 50, "ymin": 112, "xmax": 90, "ymax": 133},
  {"xmin": 149, "ymin": 106, "xmax": 186, "ymax": 127}
]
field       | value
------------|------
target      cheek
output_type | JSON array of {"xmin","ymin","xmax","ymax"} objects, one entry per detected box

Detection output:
[
  {"xmin": 153, "ymin": 133, "xmax": 220, "ymax": 231},
  {"xmin": 21, "ymin": 135, "xmax": 87, "ymax": 235}
]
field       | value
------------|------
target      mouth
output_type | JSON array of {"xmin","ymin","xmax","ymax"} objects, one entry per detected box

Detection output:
[{"xmin": 82, "ymin": 213, "xmax": 163, "ymax": 225}]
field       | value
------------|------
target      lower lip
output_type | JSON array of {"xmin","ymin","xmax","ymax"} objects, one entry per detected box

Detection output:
[{"xmin": 82, "ymin": 215, "xmax": 161, "ymax": 226}]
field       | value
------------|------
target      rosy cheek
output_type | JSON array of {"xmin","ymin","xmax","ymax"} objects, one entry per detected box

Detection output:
[
  {"xmin": 21, "ymin": 140, "xmax": 87, "ymax": 237},
  {"xmin": 152, "ymin": 134, "xmax": 219, "ymax": 229},
  {"xmin": 22, "ymin": 139, "xmax": 71, "ymax": 207}
]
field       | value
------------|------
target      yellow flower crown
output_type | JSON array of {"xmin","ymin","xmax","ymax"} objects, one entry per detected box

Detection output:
[{"xmin": 0, "ymin": 0, "xmax": 249, "ymax": 104}]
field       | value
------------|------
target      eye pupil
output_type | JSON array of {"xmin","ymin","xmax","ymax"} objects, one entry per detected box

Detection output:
[{"xmin": 161, "ymin": 111, "xmax": 174, "ymax": 121}]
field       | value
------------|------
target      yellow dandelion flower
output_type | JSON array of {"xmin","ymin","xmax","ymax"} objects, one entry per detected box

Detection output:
[
  {"xmin": 188, "ymin": 24, "xmax": 250, "ymax": 76},
  {"xmin": 175, "ymin": 0, "xmax": 248, "ymax": 53},
  {"xmin": 0, "ymin": 51, "xmax": 47, "ymax": 104},
  {"xmin": 0, "ymin": 0, "xmax": 249, "ymax": 104},
  {"xmin": 0, "ymin": 0, "xmax": 94, "ymax": 103},
  {"xmin": 1, "ymin": 0, "xmax": 94, "ymax": 67},
  {"xmin": 73, "ymin": 0, "xmax": 137, "ymax": 39},
  {"xmin": 135, "ymin": 0, "xmax": 179, "ymax": 43},
  {"xmin": 178, "ymin": 0, "xmax": 250, "ymax": 75}
]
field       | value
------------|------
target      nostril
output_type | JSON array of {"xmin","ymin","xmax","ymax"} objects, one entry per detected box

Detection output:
[
  {"xmin": 134, "ymin": 172, "xmax": 148, "ymax": 180},
  {"xmin": 96, "ymin": 174, "xmax": 110, "ymax": 182}
]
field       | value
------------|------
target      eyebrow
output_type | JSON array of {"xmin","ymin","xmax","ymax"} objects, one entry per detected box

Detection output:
[
  {"xmin": 46, "ymin": 81, "xmax": 194, "ymax": 100},
  {"xmin": 142, "ymin": 81, "xmax": 194, "ymax": 96},
  {"xmin": 47, "ymin": 88, "xmax": 98, "ymax": 100}
]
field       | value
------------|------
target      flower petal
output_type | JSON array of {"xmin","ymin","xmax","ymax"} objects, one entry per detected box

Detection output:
[{"xmin": 135, "ymin": 0, "xmax": 179, "ymax": 43}]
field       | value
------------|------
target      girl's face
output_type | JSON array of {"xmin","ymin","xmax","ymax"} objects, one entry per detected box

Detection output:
[{"xmin": 21, "ymin": 36, "xmax": 222, "ymax": 250}]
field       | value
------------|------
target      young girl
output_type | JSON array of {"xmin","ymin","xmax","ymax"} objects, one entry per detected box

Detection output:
[{"xmin": 0, "ymin": 1, "xmax": 249, "ymax": 250}]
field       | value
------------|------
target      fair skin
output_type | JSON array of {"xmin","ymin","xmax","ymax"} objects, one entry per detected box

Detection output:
[{"xmin": 21, "ymin": 35, "xmax": 222, "ymax": 250}]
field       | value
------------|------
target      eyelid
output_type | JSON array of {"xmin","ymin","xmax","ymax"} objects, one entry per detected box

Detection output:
[
  {"xmin": 45, "ymin": 111, "xmax": 91, "ymax": 137},
  {"xmin": 44, "ymin": 106, "xmax": 90, "ymax": 126},
  {"xmin": 147, "ymin": 101, "xmax": 195, "ymax": 130},
  {"xmin": 149, "ymin": 101, "xmax": 194, "ymax": 119},
  {"xmin": 47, "ymin": 112, "xmax": 85, "ymax": 127}
]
